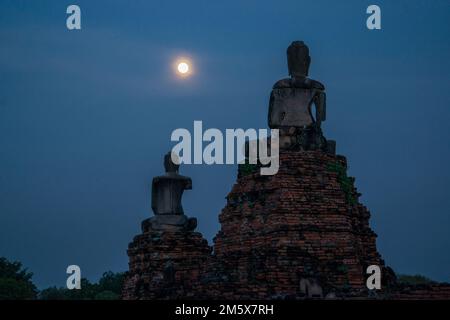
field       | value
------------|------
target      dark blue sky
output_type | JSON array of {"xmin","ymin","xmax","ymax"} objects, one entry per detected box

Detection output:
[{"xmin": 1, "ymin": 0, "xmax": 449, "ymax": 288}]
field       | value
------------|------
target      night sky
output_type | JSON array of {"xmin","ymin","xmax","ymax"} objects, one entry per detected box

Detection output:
[{"xmin": 1, "ymin": 0, "xmax": 449, "ymax": 289}]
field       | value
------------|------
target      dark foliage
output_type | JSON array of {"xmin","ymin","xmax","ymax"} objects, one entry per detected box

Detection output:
[{"xmin": 0, "ymin": 257, "xmax": 38, "ymax": 300}]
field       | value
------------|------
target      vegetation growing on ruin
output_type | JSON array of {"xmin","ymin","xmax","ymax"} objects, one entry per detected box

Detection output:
[
  {"xmin": 327, "ymin": 162, "xmax": 356, "ymax": 205},
  {"xmin": 239, "ymin": 163, "xmax": 258, "ymax": 177}
]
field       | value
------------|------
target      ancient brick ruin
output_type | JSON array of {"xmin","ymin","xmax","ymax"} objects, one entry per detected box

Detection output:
[
  {"xmin": 123, "ymin": 228, "xmax": 211, "ymax": 299},
  {"xmin": 122, "ymin": 41, "xmax": 450, "ymax": 300},
  {"xmin": 122, "ymin": 147, "xmax": 450, "ymax": 299},
  {"xmin": 205, "ymin": 150, "xmax": 393, "ymax": 299}
]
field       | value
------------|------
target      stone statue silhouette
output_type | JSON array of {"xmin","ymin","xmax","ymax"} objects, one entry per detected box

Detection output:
[
  {"xmin": 268, "ymin": 41, "xmax": 334, "ymax": 153},
  {"xmin": 151, "ymin": 152, "xmax": 192, "ymax": 215},
  {"xmin": 142, "ymin": 152, "xmax": 196, "ymax": 232},
  {"xmin": 269, "ymin": 41, "xmax": 326, "ymax": 128}
]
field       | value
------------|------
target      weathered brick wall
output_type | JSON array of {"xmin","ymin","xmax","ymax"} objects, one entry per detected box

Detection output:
[
  {"xmin": 122, "ymin": 149, "xmax": 449, "ymax": 299},
  {"xmin": 122, "ymin": 229, "xmax": 211, "ymax": 300},
  {"xmin": 202, "ymin": 150, "xmax": 388, "ymax": 298},
  {"xmin": 390, "ymin": 284, "xmax": 450, "ymax": 300}
]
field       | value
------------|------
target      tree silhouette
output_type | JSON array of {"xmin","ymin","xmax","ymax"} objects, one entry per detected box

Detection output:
[
  {"xmin": 39, "ymin": 271, "xmax": 125, "ymax": 300},
  {"xmin": 0, "ymin": 257, "xmax": 38, "ymax": 300}
]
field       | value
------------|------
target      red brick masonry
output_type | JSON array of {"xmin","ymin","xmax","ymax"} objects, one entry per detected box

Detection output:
[{"xmin": 123, "ymin": 149, "xmax": 450, "ymax": 299}]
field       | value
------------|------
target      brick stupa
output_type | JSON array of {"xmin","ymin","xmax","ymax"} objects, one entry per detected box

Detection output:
[{"xmin": 205, "ymin": 150, "xmax": 392, "ymax": 298}]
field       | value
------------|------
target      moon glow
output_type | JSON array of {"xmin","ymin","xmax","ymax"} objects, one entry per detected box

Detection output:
[
  {"xmin": 177, "ymin": 62, "xmax": 189, "ymax": 74},
  {"xmin": 173, "ymin": 57, "xmax": 193, "ymax": 78}
]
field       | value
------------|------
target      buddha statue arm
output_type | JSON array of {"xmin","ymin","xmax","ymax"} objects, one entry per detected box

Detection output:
[
  {"xmin": 184, "ymin": 178, "xmax": 192, "ymax": 190},
  {"xmin": 268, "ymin": 91, "xmax": 276, "ymax": 128},
  {"xmin": 151, "ymin": 178, "xmax": 158, "ymax": 213},
  {"xmin": 314, "ymin": 90, "xmax": 326, "ymax": 124}
]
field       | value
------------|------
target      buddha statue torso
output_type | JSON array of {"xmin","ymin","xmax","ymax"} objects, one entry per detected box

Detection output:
[
  {"xmin": 151, "ymin": 173, "xmax": 192, "ymax": 215},
  {"xmin": 268, "ymin": 41, "xmax": 326, "ymax": 130}
]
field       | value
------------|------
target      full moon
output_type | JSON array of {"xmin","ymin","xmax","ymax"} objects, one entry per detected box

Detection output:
[{"xmin": 177, "ymin": 62, "xmax": 189, "ymax": 74}]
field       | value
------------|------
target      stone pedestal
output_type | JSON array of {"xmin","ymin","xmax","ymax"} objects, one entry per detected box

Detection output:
[{"xmin": 122, "ymin": 224, "xmax": 211, "ymax": 300}]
